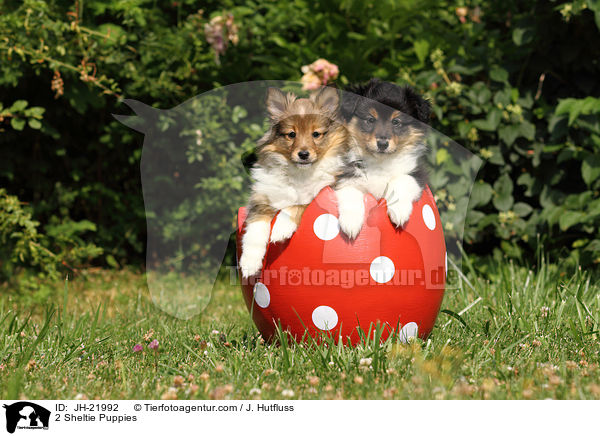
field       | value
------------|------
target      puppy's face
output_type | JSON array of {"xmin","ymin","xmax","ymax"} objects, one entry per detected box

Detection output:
[
  {"xmin": 277, "ymin": 113, "xmax": 331, "ymax": 166},
  {"xmin": 259, "ymin": 87, "xmax": 344, "ymax": 168},
  {"xmin": 350, "ymin": 101, "xmax": 422, "ymax": 155},
  {"xmin": 342, "ymin": 81, "xmax": 431, "ymax": 157}
]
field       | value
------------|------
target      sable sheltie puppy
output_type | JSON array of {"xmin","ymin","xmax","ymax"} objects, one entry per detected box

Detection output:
[
  {"xmin": 239, "ymin": 86, "xmax": 348, "ymax": 278},
  {"xmin": 335, "ymin": 79, "xmax": 432, "ymax": 238}
]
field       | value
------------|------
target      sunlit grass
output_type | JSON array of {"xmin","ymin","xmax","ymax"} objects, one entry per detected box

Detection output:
[{"xmin": 0, "ymin": 258, "xmax": 599, "ymax": 400}]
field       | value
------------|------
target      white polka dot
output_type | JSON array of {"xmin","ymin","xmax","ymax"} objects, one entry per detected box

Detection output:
[
  {"xmin": 398, "ymin": 322, "xmax": 418, "ymax": 343},
  {"xmin": 369, "ymin": 256, "xmax": 395, "ymax": 283},
  {"xmin": 445, "ymin": 251, "xmax": 448, "ymax": 274},
  {"xmin": 312, "ymin": 306, "xmax": 338, "ymax": 331},
  {"xmin": 422, "ymin": 204, "xmax": 436, "ymax": 230},
  {"xmin": 253, "ymin": 282, "xmax": 270, "ymax": 308},
  {"xmin": 313, "ymin": 213, "xmax": 339, "ymax": 241}
]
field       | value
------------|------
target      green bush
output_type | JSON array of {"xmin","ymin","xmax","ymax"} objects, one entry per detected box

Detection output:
[
  {"xmin": 0, "ymin": 0, "xmax": 599, "ymax": 276},
  {"xmin": 0, "ymin": 188, "xmax": 102, "ymax": 292}
]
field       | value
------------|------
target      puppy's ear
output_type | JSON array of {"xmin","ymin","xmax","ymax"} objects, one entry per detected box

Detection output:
[
  {"xmin": 341, "ymin": 79, "xmax": 377, "ymax": 121},
  {"xmin": 265, "ymin": 88, "xmax": 293, "ymax": 120},
  {"xmin": 403, "ymin": 86, "xmax": 431, "ymax": 124},
  {"xmin": 312, "ymin": 86, "xmax": 340, "ymax": 115},
  {"xmin": 340, "ymin": 92, "xmax": 359, "ymax": 121}
]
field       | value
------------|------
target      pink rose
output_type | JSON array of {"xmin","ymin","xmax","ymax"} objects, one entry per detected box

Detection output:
[{"xmin": 300, "ymin": 58, "xmax": 339, "ymax": 90}]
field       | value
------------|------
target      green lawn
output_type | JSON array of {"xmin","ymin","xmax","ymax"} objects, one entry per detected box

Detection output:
[{"xmin": 1, "ymin": 258, "xmax": 599, "ymax": 400}]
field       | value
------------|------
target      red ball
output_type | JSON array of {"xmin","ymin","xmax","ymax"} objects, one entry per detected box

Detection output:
[{"xmin": 236, "ymin": 186, "xmax": 446, "ymax": 345}]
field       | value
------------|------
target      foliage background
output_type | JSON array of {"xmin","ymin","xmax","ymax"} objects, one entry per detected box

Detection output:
[{"xmin": 1, "ymin": 0, "xmax": 600, "ymax": 289}]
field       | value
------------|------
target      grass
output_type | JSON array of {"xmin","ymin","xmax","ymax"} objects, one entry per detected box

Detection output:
[{"xmin": 0, "ymin": 257, "xmax": 599, "ymax": 400}]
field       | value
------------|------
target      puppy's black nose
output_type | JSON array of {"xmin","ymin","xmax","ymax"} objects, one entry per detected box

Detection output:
[
  {"xmin": 298, "ymin": 150, "xmax": 310, "ymax": 160},
  {"xmin": 376, "ymin": 139, "xmax": 389, "ymax": 151}
]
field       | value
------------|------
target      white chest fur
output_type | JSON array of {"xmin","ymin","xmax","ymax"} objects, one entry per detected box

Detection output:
[
  {"xmin": 360, "ymin": 151, "xmax": 420, "ymax": 199},
  {"xmin": 251, "ymin": 156, "xmax": 341, "ymax": 210}
]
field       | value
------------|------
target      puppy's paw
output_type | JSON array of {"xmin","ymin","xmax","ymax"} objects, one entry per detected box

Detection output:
[
  {"xmin": 338, "ymin": 209, "xmax": 364, "ymax": 240},
  {"xmin": 387, "ymin": 200, "xmax": 413, "ymax": 228},
  {"xmin": 270, "ymin": 211, "xmax": 298, "ymax": 243},
  {"xmin": 239, "ymin": 250, "xmax": 264, "ymax": 278},
  {"xmin": 335, "ymin": 186, "xmax": 365, "ymax": 239}
]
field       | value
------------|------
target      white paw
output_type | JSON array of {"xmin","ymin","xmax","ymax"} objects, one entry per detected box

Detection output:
[
  {"xmin": 335, "ymin": 186, "xmax": 365, "ymax": 240},
  {"xmin": 239, "ymin": 249, "xmax": 264, "ymax": 278},
  {"xmin": 270, "ymin": 211, "xmax": 298, "ymax": 243},
  {"xmin": 240, "ymin": 220, "xmax": 270, "ymax": 278},
  {"xmin": 387, "ymin": 200, "xmax": 413, "ymax": 228},
  {"xmin": 338, "ymin": 209, "xmax": 364, "ymax": 239}
]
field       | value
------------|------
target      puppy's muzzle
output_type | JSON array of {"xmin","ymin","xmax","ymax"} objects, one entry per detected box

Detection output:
[
  {"xmin": 376, "ymin": 138, "xmax": 389, "ymax": 152},
  {"xmin": 298, "ymin": 150, "xmax": 310, "ymax": 160},
  {"xmin": 293, "ymin": 149, "xmax": 315, "ymax": 165}
]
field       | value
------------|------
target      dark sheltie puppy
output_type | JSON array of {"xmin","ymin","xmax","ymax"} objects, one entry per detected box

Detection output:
[
  {"xmin": 239, "ymin": 86, "xmax": 348, "ymax": 277},
  {"xmin": 335, "ymin": 79, "xmax": 431, "ymax": 238}
]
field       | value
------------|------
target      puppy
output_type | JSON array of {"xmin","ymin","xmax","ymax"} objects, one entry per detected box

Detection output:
[
  {"xmin": 335, "ymin": 79, "xmax": 431, "ymax": 238},
  {"xmin": 239, "ymin": 86, "xmax": 348, "ymax": 278}
]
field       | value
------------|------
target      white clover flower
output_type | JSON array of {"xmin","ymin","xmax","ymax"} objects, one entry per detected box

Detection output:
[{"xmin": 281, "ymin": 389, "xmax": 295, "ymax": 398}]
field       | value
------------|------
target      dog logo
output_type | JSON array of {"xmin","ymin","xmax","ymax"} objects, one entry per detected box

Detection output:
[{"xmin": 2, "ymin": 402, "xmax": 50, "ymax": 433}]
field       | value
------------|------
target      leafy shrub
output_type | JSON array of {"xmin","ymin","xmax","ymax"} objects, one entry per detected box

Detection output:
[
  {"xmin": 0, "ymin": 189, "xmax": 102, "ymax": 290},
  {"xmin": 403, "ymin": 5, "xmax": 600, "ymax": 266}
]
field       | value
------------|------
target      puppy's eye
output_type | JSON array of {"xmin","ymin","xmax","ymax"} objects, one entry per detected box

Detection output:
[
  {"xmin": 312, "ymin": 131, "xmax": 320, "ymax": 138},
  {"xmin": 367, "ymin": 117, "xmax": 376, "ymax": 124},
  {"xmin": 392, "ymin": 118, "xmax": 401, "ymax": 126},
  {"xmin": 287, "ymin": 132, "xmax": 296, "ymax": 139}
]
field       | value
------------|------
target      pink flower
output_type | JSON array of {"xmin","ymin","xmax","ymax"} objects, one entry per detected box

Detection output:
[
  {"xmin": 204, "ymin": 13, "xmax": 239, "ymax": 64},
  {"xmin": 148, "ymin": 339, "xmax": 159, "ymax": 350},
  {"xmin": 455, "ymin": 7, "xmax": 468, "ymax": 23},
  {"xmin": 301, "ymin": 59, "xmax": 339, "ymax": 90},
  {"xmin": 132, "ymin": 344, "xmax": 143, "ymax": 353},
  {"xmin": 301, "ymin": 71, "xmax": 321, "ymax": 91}
]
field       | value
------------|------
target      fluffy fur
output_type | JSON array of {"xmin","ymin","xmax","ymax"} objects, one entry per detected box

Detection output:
[
  {"xmin": 239, "ymin": 86, "xmax": 348, "ymax": 277},
  {"xmin": 335, "ymin": 79, "xmax": 431, "ymax": 239}
]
